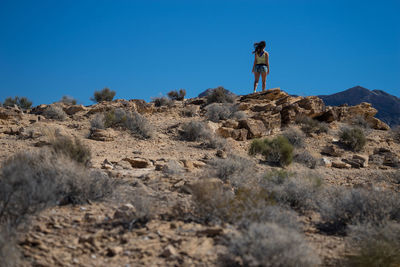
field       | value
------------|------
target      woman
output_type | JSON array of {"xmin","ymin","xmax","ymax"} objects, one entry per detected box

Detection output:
[{"xmin": 252, "ymin": 41, "xmax": 270, "ymax": 93}]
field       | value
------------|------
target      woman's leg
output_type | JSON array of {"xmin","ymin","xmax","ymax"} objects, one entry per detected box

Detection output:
[
  {"xmin": 261, "ymin": 72, "xmax": 267, "ymax": 91},
  {"xmin": 253, "ymin": 72, "xmax": 260, "ymax": 93}
]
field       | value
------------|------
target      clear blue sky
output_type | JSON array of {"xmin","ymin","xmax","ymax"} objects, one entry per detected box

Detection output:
[{"xmin": 0, "ymin": 0, "xmax": 399, "ymax": 106}]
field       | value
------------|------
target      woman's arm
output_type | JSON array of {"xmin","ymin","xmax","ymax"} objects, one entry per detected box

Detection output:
[
  {"xmin": 266, "ymin": 52, "xmax": 270, "ymax": 75},
  {"xmin": 252, "ymin": 54, "xmax": 256, "ymax": 73}
]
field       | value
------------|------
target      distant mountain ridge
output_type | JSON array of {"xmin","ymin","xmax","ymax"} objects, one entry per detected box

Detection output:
[{"xmin": 319, "ymin": 86, "xmax": 400, "ymax": 127}]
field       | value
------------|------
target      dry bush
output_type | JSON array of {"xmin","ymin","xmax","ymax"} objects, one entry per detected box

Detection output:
[
  {"xmin": 206, "ymin": 86, "xmax": 235, "ymax": 104},
  {"xmin": 90, "ymin": 113, "xmax": 105, "ymax": 129},
  {"xmin": 249, "ymin": 136, "xmax": 294, "ymax": 166},
  {"xmin": 3, "ymin": 96, "xmax": 32, "ymax": 109},
  {"xmin": 167, "ymin": 89, "xmax": 186, "ymax": 101},
  {"xmin": 203, "ymin": 135, "xmax": 227, "ymax": 150},
  {"xmin": 345, "ymin": 222, "xmax": 400, "ymax": 267},
  {"xmin": 296, "ymin": 115, "xmax": 329, "ymax": 135},
  {"xmin": 50, "ymin": 135, "xmax": 91, "ymax": 166},
  {"xmin": 0, "ymin": 150, "xmax": 113, "ymax": 226},
  {"xmin": 43, "ymin": 104, "xmax": 67, "ymax": 121},
  {"xmin": 190, "ymin": 178, "xmax": 299, "ymax": 228},
  {"xmin": 262, "ymin": 171, "xmax": 322, "ymax": 213},
  {"xmin": 283, "ymin": 127, "xmax": 305, "ymax": 148},
  {"xmin": 124, "ymin": 111, "xmax": 154, "ymax": 139},
  {"xmin": 205, "ymin": 103, "xmax": 233, "ymax": 122},
  {"xmin": 152, "ymin": 96, "xmax": 173, "ymax": 107},
  {"xmin": 162, "ymin": 160, "xmax": 183, "ymax": 177},
  {"xmin": 339, "ymin": 127, "xmax": 366, "ymax": 152},
  {"xmin": 0, "ymin": 227, "xmax": 19, "ymax": 267},
  {"xmin": 208, "ymin": 155, "xmax": 255, "ymax": 186},
  {"xmin": 392, "ymin": 126, "xmax": 400, "ymax": 143},
  {"xmin": 180, "ymin": 121, "xmax": 212, "ymax": 141},
  {"xmin": 59, "ymin": 95, "xmax": 77, "ymax": 105},
  {"xmin": 351, "ymin": 115, "xmax": 370, "ymax": 129},
  {"xmin": 182, "ymin": 105, "xmax": 198, "ymax": 117},
  {"xmin": 91, "ymin": 87, "xmax": 116, "ymax": 103},
  {"xmin": 221, "ymin": 222, "xmax": 320, "ymax": 267},
  {"xmin": 294, "ymin": 150, "xmax": 317, "ymax": 169},
  {"xmin": 318, "ymin": 187, "xmax": 400, "ymax": 234}
]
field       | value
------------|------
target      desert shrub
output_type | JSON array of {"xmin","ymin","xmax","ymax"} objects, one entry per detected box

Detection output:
[
  {"xmin": 96, "ymin": 108, "xmax": 153, "ymax": 139},
  {"xmin": 283, "ymin": 127, "xmax": 305, "ymax": 148},
  {"xmin": 222, "ymin": 222, "xmax": 320, "ymax": 267},
  {"xmin": 262, "ymin": 171, "xmax": 322, "ymax": 212},
  {"xmin": 296, "ymin": 115, "xmax": 329, "ymax": 135},
  {"xmin": 124, "ymin": 111, "xmax": 154, "ymax": 139},
  {"xmin": 249, "ymin": 136, "xmax": 294, "ymax": 166},
  {"xmin": 208, "ymin": 155, "xmax": 255, "ymax": 186},
  {"xmin": 0, "ymin": 150, "xmax": 113, "ymax": 226},
  {"xmin": 152, "ymin": 96, "xmax": 173, "ymax": 107},
  {"xmin": 162, "ymin": 160, "xmax": 183, "ymax": 177},
  {"xmin": 206, "ymin": 86, "xmax": 235, "ymax": 104},
  {"xmin": 43, "ymin": 104, "xmax": 67, "ymax": 121},
  {"xmin": 205, "ymin": 103, "xmax": 243, "ymax": 122},
  {"xmin": 182, "ymin": 105, "xmax": 198, "ymax": 117},
  {"xmin": 392, "ymin": 126, "xmax": 400, "ymax": 143},
  {"xmin": 339, "ymin": 127, "xmax": 366, "ymax": 152},
  {"xmin": 167, "ymin": 89, "xmax": 186, "ymax": 101},
  {"xmin": 351, "ymin": 115, "xmax": 370, "ymax": 129},
  {"xmin": 90, "ymin": 113, "xmax": 105, "ymax": 129},
  {"xmin": 91, "ymin": 87, "xmax": 116, "ymax": 103},
  {"xmin": 294, "ymin": 150, "xmax": 317, "ymax": 169},
  {"xmin": 49, "ymin": 135, "xmax": 91, "ymax": 165},
  {"xmin": 318, "ymin": 187, "xmax": 400, "ymax": 234},
  {"xmin": 190, "ymin": 179, "xmax": 299, "ymax": 228},
  {"xmin": 345, "ymin": 223, "xmax": 400, "ymax": 267},
  {"xmin": 59, "ymin": 95, "xmax": 77, "ymax": 105},
  {"xmin": 0, "ymin": 228, "xmax": 19, "ymax": 267},
  {"xmin": 180, "ymin": 121, "xmax": 212, "ymax": 141},
  {"xmin": 203, "ymin": 135, "xmax": 227, "ymax": 150},
  {"xmin": 3, "ymin": 96, "xmax": 32, "ymax": 109}
]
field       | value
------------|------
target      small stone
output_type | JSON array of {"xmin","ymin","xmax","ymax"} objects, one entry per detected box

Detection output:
[
  {"xmin": 113, "ymin": 204, "xmax": 136, "ymax": 221},
  {"xmin": 161, "ymin": 245, "xmax": 178, "ymax": 258},
  {"xmin": 107, "ymin": 246, "xmax": 123, "ymax": 257},
  {"xmin": 216, "ymin": 150, "xmax": 227, "ymax": 159},
  {"xmin": 320, "ymin": 157, "xmax": 332, "ymax": 167},
  {"xmin": 321, "ymin": 145, "xmax": 343, "ymax": 157},
  {"xmin": 122, "ymin": 157, "xmax": 151, "ymax": 168},
  {"xmin": 332, "ymin": 161, "xmax": 351, "ymax": 169}
]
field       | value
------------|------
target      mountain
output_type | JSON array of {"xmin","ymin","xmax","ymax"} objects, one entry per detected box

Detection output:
[{"xmin": 319, "ymin": 86, "xmax": 400, "ymax": 127}]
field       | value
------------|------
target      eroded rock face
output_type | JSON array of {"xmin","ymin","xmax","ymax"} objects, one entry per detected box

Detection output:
[{"xmin": 238, "ymin": 119, "xmax": 267, "ymax": 139}]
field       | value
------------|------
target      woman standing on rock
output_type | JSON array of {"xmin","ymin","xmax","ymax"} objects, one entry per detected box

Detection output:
[{"xmin": 252, "ymin": 41, "xmax": 270, "ymax": 93}]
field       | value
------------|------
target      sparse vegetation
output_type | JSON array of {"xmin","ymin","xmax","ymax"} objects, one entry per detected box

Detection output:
[
  {"xmin": 345, "ymin": 223, "xmax": 400, "ymax": 267},
  {"xmin": 180, "ymin": 121, "xmax": 212, "ymax": 141},
  {"xmin": 59, "ymin": 95, "xmax": 77, "ymax": 105},
  {"xmin": 339, "ymin": 127, "xmax": 366, "ymax": 151},
  {"xmin": 162, "ymin": 160, "xmax": 183, "ymax": 177},
  {"xmin": 43, "ymin": 104, "xmax": 67, "ymax": 121},
  {"xmin": 318, "ymin": 187, "xmax": 400, "ymax": 234},
  {"xmin": 249, "ymin": 136, "xmax": 294, "ymax": 166},
  {"xmin": 91, "ymin": 87, "xmax": 116, "ymax": 103},
  {"xmin": 205, "ymin": 103, "xmax": 244, "ymax": 122},
  {"xmin": 182, "ymin": 105, "xmax": 198, "ymax": 117},
  {"xmin": 90, "ymin": 113, "xmax": 105, "ymax": 129},
  {"xmin": 222, "ymin": 222, "xmax": 320, "ymax": 267},
  {"xmin": 0, "ymin": 150, "xmax": 112, "ymax": 226},
  {"xmin": 351, "ymin": 115, "xmax": 370, "ymax": 129},
  {"xmin": 0, "ymin": 228, "xmax": 19, "ymax": 267},
  {"xmin": 167, "ymin": 89, "xmax": 186, "ymax": 101},
  {"xmin": 3, "ymin": 96, "xmax": 32, "ymax": 109},
  {"xmin": 283, "ymin": 127, "xmax": 305, "ymax": 148},
  {"xmin": 294, "ymin": 150, "xmax": 317, "ymax": 169},
  {"xmin": 49, "ymin": 135, "xmax": 91, "ymax": 165},
  {"xmin": 206, "ymin": 86, "xmax": 235, "ymax": 104},
  {"xmin": 208, "ymin": 155, "xmax": 254, "ymax": 186},
  {"xmin": 296, "ymin": 115, "xmax": 329, "ymax": 135},
  {"xmin": 152, "ymin": 96, "xmax": 173, "ymax": 107}
]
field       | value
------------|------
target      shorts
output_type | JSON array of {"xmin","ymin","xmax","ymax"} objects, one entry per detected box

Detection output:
[{"xmin": 254, "ymin": 64, "xmax": 268, "ymax": 73}]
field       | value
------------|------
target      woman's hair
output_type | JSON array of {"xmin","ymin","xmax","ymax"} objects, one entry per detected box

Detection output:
[{"xmin": 253, "ymin": 41, "xmax": 266, "ymax": 54}]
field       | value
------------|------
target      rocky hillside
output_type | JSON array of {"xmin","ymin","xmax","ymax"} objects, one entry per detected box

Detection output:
[
  {"xmin": 319, "ymin": 86, "xmax": 400, "ymax": 127},
  {"xmin": 0, "ymin": 88, "xmax": 399, "ymax": 267}
]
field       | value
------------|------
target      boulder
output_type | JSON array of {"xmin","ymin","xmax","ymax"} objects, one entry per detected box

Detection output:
[
  {"xmin": 315, "ymin": 108, "xmax": 337, "ymax": 123},
  {"xmin": 216, "ymin": 127, "xmax": 248, "ymax": 141},
  {"xmin": 64, "ymin": 105, "xmax": 87, "ymax": 115},
  {"xmin": 341, "ymin": 158, "xmax": 363, "ymax": 168},
  {"xmin": 113, "ymin": 203, "xmax": 137, "ymax": 221},
  {"xmin": 353, "ymin": 154, "xmax": 368, "ymax": 167},
  {"xmin": 238, "ymin": 119, "xmax": 267, "ymax": 139},
  {"xmin": 89, "ymin": 128, "xmax": 115, "ymax": 141},
  {"xmin": 296, "ymin": 96, "xmax": 325, "ymax": 116},
  {"xmin": 222, "ymin": 119, "xmax": 239, "ymax": 129},
  {"xmin": 122, "ymin": 157, "xmax": 151, "ymax": 168},
  {"xmin": 256, "ymin": 112, "xmax": 281, "ymax": 131},
  {"xmin": 321, "ymin": 145, "xmax": 344, "ymax": 157},
  {"xmin": 240, "ymin": 88, "xmax": 287, "ymax": 102},
  {"xmin": 332, "ymin": 161, "xmax": 351, "ymax": 169}
]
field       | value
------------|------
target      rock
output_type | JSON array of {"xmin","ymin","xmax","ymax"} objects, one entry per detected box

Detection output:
[
  {"xmin": 222, "ymin": 119, "xmax": 239, "ymax": 129},
  {"xmin": 186, "ymin": 98, "xmax": 206, "ymax": 106},
  {"xmin": 89, "ymin": 128, "xmax": 115, "ymax": 141},
  {"xmin": 366, "ymin": 117, "xmax": 390, "ymax": 131},
  {"xmin": 4, "ymin": 126, "xmax": 24, "ymax": 136},
  {"xmin": 196, "ymin": 227, "xmax": 223, "ymax": 237},
  {"xmin": 64, "ymin": 105, "xmax": 86, "ymax": 115},
  {"xmin": 180, "ymin": 159, "xmax": 194, "ymax": 171},
  {"xmin": 238, "ymin": 102, "xmax": 252, "ymax": 111},
  {"xmin": 250, "ymin": 103, "xmax": 275, "ymax": 112},
  {"xmin": 315, "ymin": 108, "xmax": 337, "ymax": 123},
  {"xmin": 192, "ymin": 161, "xmax": 206, "ymax": 168},
  {"xmin": 101, "ymin": 159, "xmax": 114, "ymax": 170},
  {"xmin": 383, "ymin": 153, "xmax": 399, "ymax": 167},
  {"xmin": 238, "ymin": 119, "xmax": 267, "ymax": 139},
  {"xmin": 216, "ymin": 127, "xmax": 248, "ymax": 141},
  {"xmin": 353, "ymin": 154, "xmax": 368, "ymax": 167},
  {"xmin": 320, "ymin": 157, "xmax": 332, "ymax": 167},
  {"xmin": 113, "ymin": 204, "xmax": 136, "ymax": 221},
  {"xmin": 122, "ymin": 157, "xmax": 151, "ymax": 168},
  {"xmin": 296, "ymin": 96, "xmax": 325, "ymax": 116},
  {"xmin": 30, "ymin": 104, "xmax": 48, "ymax": 115},
  {"xmin": 332, "ymin": 161, "xmax": 351, "ymax": 169},
  {"xmin": 342, "ymin": 158, "xmax": 362, "ymax": 168},
  {"xmin": 106, "ymin": 246, "xmax": 123, "ymax": 257},
  {"xmin": 204, "ymin": 121, "xmax": 219, "ymax": 134},
  {"xmin": 240, "ymin": 88, "xmax": 287, "ymax": 101},
  {"xmin": 161, "ymin": 245, "xmax": 179, "ymax": 258},
  {"xmin": 255, "ymin": 112, "xmax": 281, "ymax": 131},
  {"xmin": 321, "ymin": 145, "xmax": 343, "ymax": 157},
  {"xmin": 216, "ymin": 150, "xmax": 227, "ymax": 159}
]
